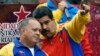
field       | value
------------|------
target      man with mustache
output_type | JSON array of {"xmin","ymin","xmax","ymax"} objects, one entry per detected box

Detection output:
[
  {"xmin": 33, "ymin": 1, "xmax": 91, "ymax": 56},
  {"xmin": 37, "ymin": 0, "xmax": 92, "ymax": 56}
]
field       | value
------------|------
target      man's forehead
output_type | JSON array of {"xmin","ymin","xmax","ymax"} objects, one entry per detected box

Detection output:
[
  {"xmin": 28, "ymin": 20, "xmax": 41, "ymax": 28},
  {"xmin": 29, "ymin": 19, "xmax": 39, "ymax": 24},
  {"xmin": 31, "ymin": 24, "xmax": 41, "ymax": 29},
  {"xmin": 37, "ymin": 16, "xmax": 51, "ymax": 22}
]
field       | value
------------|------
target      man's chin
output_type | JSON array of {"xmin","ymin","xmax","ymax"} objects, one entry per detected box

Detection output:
[
  {"xmin": 46, "ymin": 35, "xmax": 53, "ymax": 40},
  {"xmin": 32, "ymin": 40, "xmax": 39, "ymax": 43},
  {"xmin": 42, "ymin": 32, "xmax": 53, "ymax": 39},
  {"xmin": 33, "ymin": 38, "xmax": 40, "ymax": 42}
]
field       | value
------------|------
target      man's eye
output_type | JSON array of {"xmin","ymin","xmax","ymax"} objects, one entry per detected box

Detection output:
[
  {"xmin": 32, "ymin": 29, "xmax": 37, "ymax": 32},
  {"xmin": 32, "ymin": 29, "xmax": 41, "ymax": 32},
  {"xmin": 44, "ymin": 21, "xmax": 50, "ymax": 25},
  {"xmin": 40, "ymin": 23, "xmax": 43, "ymax": 26}
]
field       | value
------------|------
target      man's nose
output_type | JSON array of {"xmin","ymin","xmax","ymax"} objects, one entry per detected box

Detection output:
[
  {"xmin": 43, "ymin": 24, "xmax": 47, "ymax": 29},
  {"xmin": 36, "ymin": 30, "xmax": 40, "ymax": 36}
]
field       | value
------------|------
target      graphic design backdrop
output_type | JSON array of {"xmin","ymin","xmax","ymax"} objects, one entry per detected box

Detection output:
[{"xmin": 0, "ymin": 4, "xmax": 38, "ymax": 48}]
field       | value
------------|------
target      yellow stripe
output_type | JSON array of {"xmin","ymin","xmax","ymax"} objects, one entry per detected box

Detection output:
[{"xmin": 0, "ymin": 42, "xmax": 14, "ymax": 56}]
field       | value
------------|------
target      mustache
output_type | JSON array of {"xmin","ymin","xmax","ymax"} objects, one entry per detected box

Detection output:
[
  {"xmin": 41, "ymin": 29, "xmax": 53, "ymax": 40},
  {"xmin": 41, "ymin": 29, "xmax": 50, "ymax": 33}
]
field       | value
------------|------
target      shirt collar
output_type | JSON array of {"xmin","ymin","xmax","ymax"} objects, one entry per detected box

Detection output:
[
  {"xmin": 14, "ymin": 37, "xmax": 25, "ymax": 48},
  {"xmin": 14, "ymin": 37, "xmax": 41, "ymax": 51}
]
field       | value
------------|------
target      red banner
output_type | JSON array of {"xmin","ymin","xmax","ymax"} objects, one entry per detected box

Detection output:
[
  {"xmin": 88, "ymin": 5, "xmax": 100, "ymax": 56},
  {"xmin": 0, "ymin": 4, "xmax": 38, "ymax": 48}
]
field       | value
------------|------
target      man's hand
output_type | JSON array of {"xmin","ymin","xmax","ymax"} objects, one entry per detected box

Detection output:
[
  {"xmin": 80, "ymin": 4, "xmax": 90, "ymax": 15},
  {"xmin": 58, "ymin": 1, "xmax": 67, "ymax": 12}
]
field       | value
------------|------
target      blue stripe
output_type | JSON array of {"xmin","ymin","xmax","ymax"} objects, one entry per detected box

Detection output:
[
  {"xmin": 13, "ymin": 38, "xmax": 46, "ymax": 56},
  {"xmin": 68, "ymin": 35, "xmax": 84, "ymax": 56}
]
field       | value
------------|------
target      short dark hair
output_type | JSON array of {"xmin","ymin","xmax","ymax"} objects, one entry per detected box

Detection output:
[
  {"xmin": 33, "ymin": 6, "xmax": 53, "ymax": 20},
  {"xmin": 18, "ymin": 17, "xmax": 37, "ymax": 35}
]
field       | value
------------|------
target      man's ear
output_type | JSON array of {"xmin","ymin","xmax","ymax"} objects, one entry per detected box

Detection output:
[{"xmin": 20, "ymin": 28, "xmax": 25, "ymax": 34}]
